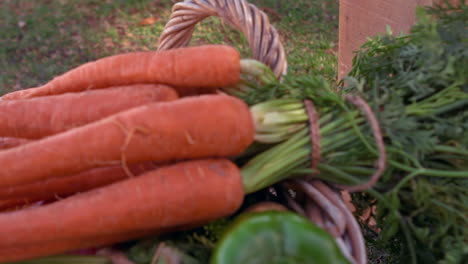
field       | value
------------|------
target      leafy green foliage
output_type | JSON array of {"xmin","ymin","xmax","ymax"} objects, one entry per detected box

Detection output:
[
  {"xmin": 345, "ymin": 3, "xmax": 467, "ymax": 159},
  {"xmin": 240, "ymin": 2, "xmax": 468, "ymax": 263},
  {"xmin": 343, "ymin": 2, "xmax": 468, "ymax": 263}
]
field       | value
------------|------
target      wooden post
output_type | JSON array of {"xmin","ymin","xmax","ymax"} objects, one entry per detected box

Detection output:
[{"xmin": 337, "ymin": 0, "xmax": 441, "ymax": 80}]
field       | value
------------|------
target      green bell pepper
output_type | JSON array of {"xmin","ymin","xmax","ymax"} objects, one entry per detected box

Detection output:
[{"xmin": 211, "ymin": 211, "xmax": 351, "ymax": 264}]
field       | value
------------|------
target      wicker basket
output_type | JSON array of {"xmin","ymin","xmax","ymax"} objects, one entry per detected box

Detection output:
[
  {"xmin": 157, "ymin": 1, "xmax": 366, "ymax": 263},
  {"xmin": 157, "ymin": 0, "xmax": 287, "ymax": 78}
]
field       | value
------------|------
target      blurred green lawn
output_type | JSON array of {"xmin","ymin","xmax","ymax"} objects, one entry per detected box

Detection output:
[{"xmin": 0, "ymin": 0, "xmax": 339, "ymax": 96}]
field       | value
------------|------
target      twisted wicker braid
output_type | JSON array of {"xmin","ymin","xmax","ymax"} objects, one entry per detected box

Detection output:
[{"xmin": 158, "ymin": 0, "xmax": 287, "ymax": 78}]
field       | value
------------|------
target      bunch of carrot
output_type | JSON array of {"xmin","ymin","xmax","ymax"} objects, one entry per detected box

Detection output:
[{"xmin": 0, "ymin": 45, "xmax": 260, "ymax": 262}]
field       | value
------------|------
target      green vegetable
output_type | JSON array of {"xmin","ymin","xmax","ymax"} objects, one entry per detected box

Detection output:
[
  {"xmin": 344, "ymin": 3, "xmax": 468, "ymax": 263},
  {"xmin": 211, "ymin": 211, "xmax": 351, "ymax": 264}
]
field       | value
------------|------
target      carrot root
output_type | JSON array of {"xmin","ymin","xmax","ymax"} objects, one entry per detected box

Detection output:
[
  {"xmin": 0, "ymin": 137, "xmax": 31, "ymax": 150},
  {"xmin": 0, "ymin": 94, "xmax": 254, "ymax": 188},
  {"xmin": 0, "ymin": 159, "xmax": 244, "ymax": 252},
  {"xmin": 0, "ymin": 220, "xmax": 208, "ymax": 263},
  {"xmin": 0, "ymin": 84, "xmax": 178, "ymax": 139},
  {"xmin": 1, "ymin": 45, "xmax": 240, "ymax": 100},
  {"xmin": 0, "ymin": 162, "xmax": 161, "ymax": 201},
  {"xmin": 0, "ymin": 229, "xmax": 158, "ymax": 262}
]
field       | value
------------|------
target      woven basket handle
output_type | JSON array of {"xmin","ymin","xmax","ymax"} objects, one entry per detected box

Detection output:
[{"xmin": 157, "ymin": 0, "xmax": 287, "ymax": 78}]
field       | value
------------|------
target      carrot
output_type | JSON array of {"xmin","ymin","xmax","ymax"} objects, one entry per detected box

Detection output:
[
  {"xmin": 0, "ymin": 84, "xmax": 178, "ymax": 139},
  {"xmin": 0, "ymin": 221, "xmax": 207, "ymax": 263},
  {"xmin": 1, "ymin": 45, "xmax": 240, "ymax": 100},
  {"xmin": 0, "ymin": 137, "xmax": 30, "ymax": 150},
  {"xmin": 0, "ymin": 199, "xmax": 32, "ymax": 212},
  {"xmin": 0, "ymin": 94, "xmax": 254, "ymax": 188},
  {"xmin": 0, "ymin": 229, "xmax": 163, "ymax": 262},
  {"xmin": 0, "ymin": 159, "xmax": 245, "ymax": 251},
  {"xmin": 0, "ymin": 161, "xmax": 160, "ymax": 201}
]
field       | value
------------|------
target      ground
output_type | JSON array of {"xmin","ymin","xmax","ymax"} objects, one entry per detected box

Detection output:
[{"xmin": 0, "ymin": 0, "xmax": 338, "ymax": 95}]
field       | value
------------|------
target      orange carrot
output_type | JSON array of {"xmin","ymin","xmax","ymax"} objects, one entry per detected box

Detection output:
[
  {"xmin": 0, "ymin": 159, "xmax": 245, "ymax": 251},
  {"xmin": 0, "ymin": 229, "xmax": 163, "ymax": 262},
  {"xmin": 0, "ymin": 94, "xmax": 254, "ymax": 188},
  {"xmin": 0, "ymin": 221, "xmax": 206, "ymax": 263},
  {"xmin": 0, "ymin": 84, "xmax": 178, "ymax": 139},
  {"xmin": 0, "ymin": 199, "xmax": 32, "ymax": 212},
  {"xmin": 1, "ymin": 45, "xmax": 240, "ymax": 100},
  {"xmin": 0, "ymin": 137, "xmax": 30, "ymax": 150},
  {"xmin": 0, "ymin": 162, "xmax": 160, "ymax": 201}
]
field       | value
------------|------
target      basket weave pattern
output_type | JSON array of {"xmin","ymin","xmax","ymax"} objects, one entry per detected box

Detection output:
[{"xmin": 158, "ymin": 0, "xmax": 287, "ymax": 78}]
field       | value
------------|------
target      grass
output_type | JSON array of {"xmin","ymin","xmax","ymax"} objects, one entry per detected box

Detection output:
[{"xmin": 0, "ymin": 0, "xmax": 338, "ymax": 96}]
